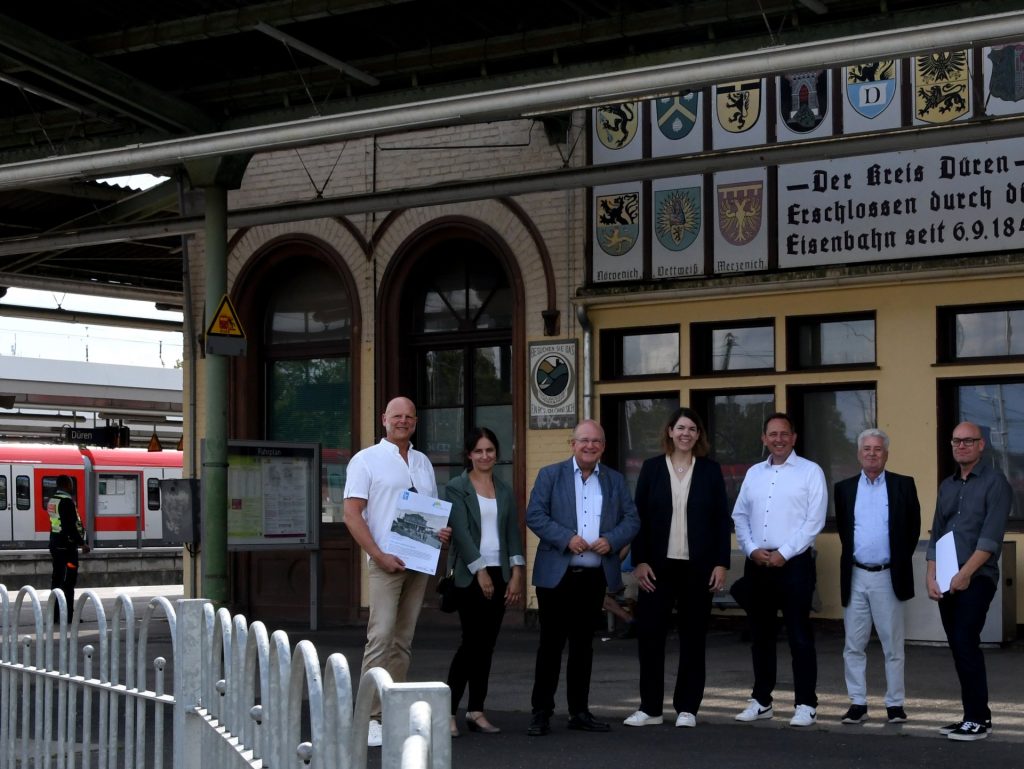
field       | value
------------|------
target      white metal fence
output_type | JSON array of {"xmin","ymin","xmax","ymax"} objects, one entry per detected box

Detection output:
[{"xmin": 0, "ymin": 585, "xmax": 451, "ymax": 769}]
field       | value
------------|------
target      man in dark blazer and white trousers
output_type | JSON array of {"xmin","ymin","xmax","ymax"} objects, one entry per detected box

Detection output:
[
  {"xmin": 835, "ymin": 428, "xmax": 921, "ymax": 725},
  {"xmin": 526, "ymin": 419, "xmax": 640, "ymax": 737}
]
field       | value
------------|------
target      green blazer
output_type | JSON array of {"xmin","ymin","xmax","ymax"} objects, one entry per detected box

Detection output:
[{"xmin": 445, "ymin": 471, "xmax": 525, "ymax": 588}]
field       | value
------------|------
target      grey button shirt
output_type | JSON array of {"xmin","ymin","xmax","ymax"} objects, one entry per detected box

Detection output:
[{"xmin": 926, "ymin": 461, "xmax": 1012, "ymax": 585}]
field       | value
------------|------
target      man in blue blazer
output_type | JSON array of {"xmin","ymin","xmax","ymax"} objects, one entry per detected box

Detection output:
[
  {"xmin": 526, "ymin": 419, "xmax": 640, "ymax": 736},
  {"xmin": 835, "ymin": 428, "xmax": 920, "ymax": 726}
]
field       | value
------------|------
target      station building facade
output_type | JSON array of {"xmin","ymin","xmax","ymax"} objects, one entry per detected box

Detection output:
[{"xmin": 183, "ymin": 46, "xmax": 1024, "ymax": 630}]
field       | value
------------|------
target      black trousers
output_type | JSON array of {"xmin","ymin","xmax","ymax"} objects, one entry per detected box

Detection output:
[
  {"xmin": 446, "ymin": 567, "xmax": 508, "ymax": 714},
  {"xmin": 938, "ymin": 574, "xmax": 997, "ymax": 723},
  {"xmin": 531, "ymin": 567, "xmax": 606, "ymax": 716},
  {"xmin": 744, "ymin": 549, "xmax": 817, "ymax": 708},
  {"xmin": 50, "ymin": 546, "xmax": 80, "ymax": 622},
  {"xmin": 636, "ymin": 559, "xmax": 714, "ymax": 716}
]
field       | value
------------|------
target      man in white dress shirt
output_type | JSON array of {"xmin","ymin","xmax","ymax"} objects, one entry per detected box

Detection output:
[{"xmin": 731, "ymin": 413, "xmax": 827, "ymax": 728}]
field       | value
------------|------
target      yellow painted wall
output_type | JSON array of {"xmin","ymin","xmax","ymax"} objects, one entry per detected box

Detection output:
[{"xmin": 583, "ymin": 268, "xmax": 1024, "ymax": 621}]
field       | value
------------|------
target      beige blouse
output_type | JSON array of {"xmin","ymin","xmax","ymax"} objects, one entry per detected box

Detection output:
[{"xmin": 665, "ymin": 454, "xmax": 694, "ymax": 560}]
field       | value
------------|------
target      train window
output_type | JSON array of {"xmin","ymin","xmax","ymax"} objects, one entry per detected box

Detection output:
[
  {"xmin": 0, "ymin": 475, "xmax": 7, "ymax": 510},
  {"xmin": 41, "ymin": 475, "xmax": 77, "ymax": 509},
  {"xmin": 16, "ymin": 475, "xmax": 30, "ymax": 510},
  {"xmin": 147, "ymin": 478, "xmax": 161, "ymax": 511}
]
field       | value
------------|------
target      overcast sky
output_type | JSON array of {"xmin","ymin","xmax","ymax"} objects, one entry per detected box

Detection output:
[{"xmin": 0, "ymin": 286, "xmax": 184, "ymax": 368}]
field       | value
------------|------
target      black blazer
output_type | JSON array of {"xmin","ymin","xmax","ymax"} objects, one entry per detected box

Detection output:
[
  {"xmin": 835, "ymin": 470, "xmax": 921, "ymax": 606},
  {"xmin": 631, "ymin": 455, "xmax": 731, "ymax": 580}
]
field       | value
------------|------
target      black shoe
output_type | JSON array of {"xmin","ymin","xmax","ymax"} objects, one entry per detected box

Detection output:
[
  {"xmin": 568, "ymin": 711, "xmax": 611, "ymax": 732},
  {"xmin": 841, "ymin": 704, "xmax": 868, "ymax": 724},
  {"xmin": 616, "ymin": 622, "xmax": 637, "ymax": 639},
  {"xmin": 886, "ymin": 706, "xmax": 907, "ymax": 723},
  {"xmin": 939, "ymin": 719, "xmax": 991, "ymax": 735},
  {"xmin": 527, "ymin": 712, "xmax": 551, "ymax": 737},
  {"xmin": 948, "ymin": 721, "xmax": 989, "ymax": 741}
]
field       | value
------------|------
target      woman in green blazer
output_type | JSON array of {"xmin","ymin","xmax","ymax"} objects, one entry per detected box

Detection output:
[{"xmin": 445, "ymin": 427, "xmax": 525, "ymax": 737}]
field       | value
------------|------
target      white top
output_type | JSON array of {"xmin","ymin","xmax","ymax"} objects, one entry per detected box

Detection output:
[
  {"xmin": 666, "ymin": 455, "xmax": 693, "ymax": 560},
  {"xmin": 572, "ymin": 458, "xmax": 603, "ymax": 568},
  {"xmin": 853, "ymin": 470, "xmax": 891, "ymax": 565},
  {"xmin": 477, "ymin": 494, "xmax": 501, "ymax": 567},
  {"xmin": 343, "ymin": 438, "xmax": 438, "ymax": 555},
  {"xmin": 731, "ymin": 451, "xmax": 827, "ymax": 561}
]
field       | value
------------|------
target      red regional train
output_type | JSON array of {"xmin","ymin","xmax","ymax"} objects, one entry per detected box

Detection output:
[{"xmin": 0, "ymin": 444, "xmax": 183, "ymax": 547}]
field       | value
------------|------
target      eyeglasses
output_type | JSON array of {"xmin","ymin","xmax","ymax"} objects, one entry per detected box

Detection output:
[
  {"xmin": 573, "ymin": 438, "xmax": 605, "ymax": 446},
  {"xmin": 950, "ymin": 437, "xmax": 980, "ymax": 447}
]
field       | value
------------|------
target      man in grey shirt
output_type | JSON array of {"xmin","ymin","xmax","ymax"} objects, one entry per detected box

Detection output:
[{"xmin": 925, "ymin": 422, "xmax": 1012, "ymax": 742}]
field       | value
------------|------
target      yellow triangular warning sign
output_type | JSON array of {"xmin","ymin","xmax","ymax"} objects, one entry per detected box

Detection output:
[{"xmin": 206, "ymin": 294, "xmax": 246, "ymax": 338}]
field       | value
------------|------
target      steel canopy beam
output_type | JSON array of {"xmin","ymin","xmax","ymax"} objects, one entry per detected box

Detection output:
[{"xmin": 0, "ymin": 10, "xmax": 1022, "ymax": 189}]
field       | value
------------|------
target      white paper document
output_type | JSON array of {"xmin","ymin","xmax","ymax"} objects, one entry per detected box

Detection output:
[
  {"xmin": 935, "ymin": 531, "xmax": 959, "ymax": 593},
  {"xmin": 383, "ymin": 489, "xmax": 452, "ymax": 575}
]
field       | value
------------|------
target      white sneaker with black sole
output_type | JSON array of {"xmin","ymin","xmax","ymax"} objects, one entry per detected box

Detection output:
[
  {"xmin": 735, "ymin": 699, "xmax": 773, "ymax": 722},
  {"xmin": 947, "ymin": 721, "xmax": 990, "ymax": 741}
]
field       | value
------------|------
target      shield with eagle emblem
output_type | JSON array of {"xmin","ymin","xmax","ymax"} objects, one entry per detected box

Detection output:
[
  {"xmin": 915, "ymin": 51, "xmax": 970, "ymax": 123},
  {"xmin": 717, "ymin": 182, "xmax": 763, "ymax": 246}
]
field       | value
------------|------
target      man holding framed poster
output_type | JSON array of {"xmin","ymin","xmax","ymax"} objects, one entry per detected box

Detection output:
[{"xmin": 344, "ymin": 396, "xmax": 452, "ymax": 747}]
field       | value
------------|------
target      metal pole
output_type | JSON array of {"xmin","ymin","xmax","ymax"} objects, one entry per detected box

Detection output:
[{"xmin": 201, "ymin": 186, "xmax": 229, "ymax": 606}]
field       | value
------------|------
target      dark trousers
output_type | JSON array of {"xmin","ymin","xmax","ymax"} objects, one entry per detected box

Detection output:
[
  {"xmin": 50, "ymin": 546, "xmax": 80, "ymax": 622},
  {"xmin": 446, "ymin": 567, "xmax": 507, "ymax": 714},
  {"xmin": 938, "ymin": 574, "xmax": 997, "ymax": 723},
  {"xmin": 636, "ymin": 559, "xmax": 714, "ymax": 715},
  {"xmin": 531, "ymin": 566, "xmax": 606, "ymax": 715},
  {"xmin": 744, "ymin": 549, "xmax": 817, "ymax": 708}
]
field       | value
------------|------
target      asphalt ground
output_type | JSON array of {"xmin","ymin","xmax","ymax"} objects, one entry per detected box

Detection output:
[{"xmin": 10, "ymin": 587, "xmax": 1024, "ymax": 769}]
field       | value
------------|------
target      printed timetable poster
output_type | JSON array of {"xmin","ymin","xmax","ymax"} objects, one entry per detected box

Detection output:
[{"xmin": 221, "ymin": 440, "xmax": 321, "ymax": 549}]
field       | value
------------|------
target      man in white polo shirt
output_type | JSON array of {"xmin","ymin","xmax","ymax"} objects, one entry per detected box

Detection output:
[
  {"xmin": 732, "ymin": 412, "xmax": 826, "ymax": 728},
  {"xmin": 344, "ymin": 396, "xmax": 451, "ymax": 747}
]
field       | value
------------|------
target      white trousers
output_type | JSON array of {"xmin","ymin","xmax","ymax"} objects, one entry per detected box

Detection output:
[{"xmin": 842, "ymin": 567, "xmax": 906, "ymax": 707}]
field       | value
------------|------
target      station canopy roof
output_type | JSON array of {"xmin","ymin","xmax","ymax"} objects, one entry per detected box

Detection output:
[{"xmin": 0, "ymin": 1, "xmax": 1019, "ymax": 303}]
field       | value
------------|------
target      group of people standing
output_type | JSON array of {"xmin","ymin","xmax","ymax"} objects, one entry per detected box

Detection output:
[{"xmin": 343, "ymin": 396, "xmax": 1012, "ymax": 748}]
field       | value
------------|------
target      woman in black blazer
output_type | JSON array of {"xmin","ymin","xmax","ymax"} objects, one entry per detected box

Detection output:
[
  {"xmin": 623, "ymin": 407, "xmax": 731, "ymax": 729},
  {"xmin": 444, "ymin": 427, "xmax": 525, "ymax": 737}
]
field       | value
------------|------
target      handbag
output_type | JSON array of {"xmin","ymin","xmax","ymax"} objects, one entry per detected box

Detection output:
[{"xmin": 436, "ymin": 572, "xmax": 458, "ymax": 613}]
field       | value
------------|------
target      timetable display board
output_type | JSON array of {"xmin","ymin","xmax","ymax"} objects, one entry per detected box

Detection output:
[{"xmin": 222, "ymin": 441, "xmax": 320, "ymax": 550}]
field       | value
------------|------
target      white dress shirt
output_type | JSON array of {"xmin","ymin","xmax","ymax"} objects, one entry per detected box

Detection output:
[{"xmin": 732, "ymin": 451, "xmax": 827, "ymax": 561}]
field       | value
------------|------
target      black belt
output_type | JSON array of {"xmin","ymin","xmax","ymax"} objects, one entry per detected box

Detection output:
[
  {"xmin": 854, "ymin": 561, "xmax": 890, "ymax": 572},
  {"xmin": 569, "ymin": 566, "xmax": 599, "ymax": 573}
]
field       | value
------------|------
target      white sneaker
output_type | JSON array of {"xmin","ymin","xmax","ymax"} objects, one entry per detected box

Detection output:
[
  {"xmin": 790, "ymin": 704, "xmax": 817, "ymax": 727},
  {"xmin": 735, "ymin": 699, "xmax": 773, "ymax": 722},
  {"xmin": 367, "ymin": 719, "xmax": 383, "ymax": 747},
  {"xmin": 623, "ymin": 710, "xmax": 664, "ymax": 726},
  {"xmin": 674, "ymin": 712, "xmax": 696, "ymax": 728}
]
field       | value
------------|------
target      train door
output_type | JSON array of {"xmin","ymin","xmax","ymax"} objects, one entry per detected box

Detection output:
[{"xmin": 0, "ymin": 464, "xmax": 11, "ymax": 542}]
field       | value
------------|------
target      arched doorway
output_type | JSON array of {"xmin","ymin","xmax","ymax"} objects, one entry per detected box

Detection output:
[
  {"xmin": 230, "ymin": 236, "xmax": 362, "ymax": 625},
  {"xmin": 380, "ymin": 220, "xmax": 524, "ymax": 500}
]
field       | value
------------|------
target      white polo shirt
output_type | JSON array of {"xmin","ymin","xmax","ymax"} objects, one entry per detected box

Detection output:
[{"xmin": 343, "ymin": 438, "xmax": 438, "ymax": 552}]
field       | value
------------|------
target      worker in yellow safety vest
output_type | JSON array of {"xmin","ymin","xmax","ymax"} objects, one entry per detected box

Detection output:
[{"xmin": 48, "ymin": 474, "xmax": 90, "ymax": 623}]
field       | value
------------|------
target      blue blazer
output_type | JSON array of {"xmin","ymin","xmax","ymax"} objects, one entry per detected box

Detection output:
[
  {"xmin": 445, "ymin": 471, "xmax": 525, "ymax": 587},
  {"xmin": 526, "ymin": 459, "xmax": 640, "ymax": 590}
]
